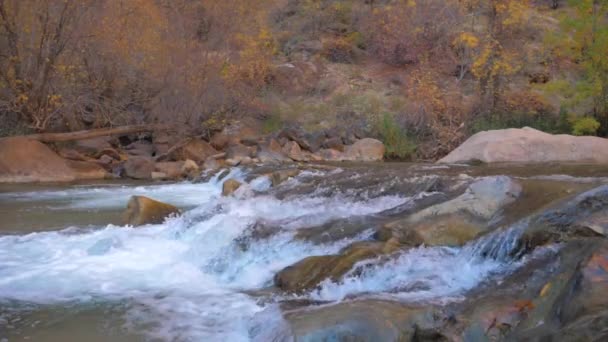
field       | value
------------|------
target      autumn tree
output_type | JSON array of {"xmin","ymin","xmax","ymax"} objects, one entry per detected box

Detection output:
[
  {"xmin": 456, "ymin": 0, "xmax": 531, "ymax": 114},
  {"xmin": 0, "ymin": 0, "xmax": 93, "ymax": 131},
  {"xmin": 547, "ymin": 0, "xmax": 608, "ymax": 133}
]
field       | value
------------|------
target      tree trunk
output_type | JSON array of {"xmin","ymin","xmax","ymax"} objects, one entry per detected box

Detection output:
[{"xmin": 17, "ymin": 124, "xmax": 173, "ymax": 142}]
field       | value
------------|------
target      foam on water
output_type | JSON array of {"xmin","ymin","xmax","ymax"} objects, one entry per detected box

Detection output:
[
  {"xmin": 0, "ymin": 168, "xmax": 407, "ymax": 340},
  {"xmin": 310, "ymin": 223, "xmax": 539, "ymax": 303},
  {"xmin": 0, "ymin": 168, "xmax": 547, "ymax": 341}
]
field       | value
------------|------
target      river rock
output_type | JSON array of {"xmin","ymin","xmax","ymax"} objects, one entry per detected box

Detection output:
[
  {"xmin": 274, "ymin": 240, "xmax": 400, "ymax": 293},
  {"xmin": 172, "ymin": 139, "xmax": 218, "ymax": 163},
  {"xmin": 282, "ymin": 141, "xmax": 309, "ymax": 161},
  {"xmin": 256, "ymin": 139, "xmax": 291, "ymax": 163},
  {"xmin": 123, "ymin": 157, "xmax": 154, "ymax": 179},
  {"xmin": 518, "ymin": 185, "xmax": 608, "ymax": 252},
  {"xmin": 222, "ymin": 178, "xmax": 242, "ymax": 196},
  {"xmin": 270, "ymin": 169, "xmax": 300, "ymax": 186},
  {"xmin": 123, "ymin": 195, "xmax": 180, "ymax": 226},
  {"xmin": 225, "ymin": 143, "xmax": 253, "ymax": 166},
  {"xmin": 155, "ymin": 161, "xmax": 183, "ymax": 179},
  {"xmin": 410, "ymin": 176, "xmax": 522, "ymax": 222},
  {"xmin": 278, "ymin": 127, "xmax": 322, "ymax": 152},
  {"xmin": 439, "ymin": 127, "xmax": 608, "ymax": 164},
  {"xmin": 342, "ymin": 138, "xmax": 385, "ymax": 161},
  {"xmin": 285, "ymin": 300, "xmax": 443, "ymax": 342},
  {"xmin": 379, "ymin": 176, "xmax": 521, "ymax": 247}
]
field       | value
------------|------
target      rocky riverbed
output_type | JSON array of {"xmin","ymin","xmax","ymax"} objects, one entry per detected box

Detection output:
[{"xmin": 1, "ymin": 162, "xmax": 608, "ymax": 341}]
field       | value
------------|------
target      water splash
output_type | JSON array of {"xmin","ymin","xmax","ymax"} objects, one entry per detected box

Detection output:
[{"xmin": 0, "ymin": 169, "xmax": 408, "ymax": 340}]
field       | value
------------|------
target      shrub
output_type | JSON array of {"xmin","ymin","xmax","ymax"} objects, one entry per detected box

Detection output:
[
  {"xmin": 572, "ymin": 116, "xmax": 600, "ymax": 136},
  {"xmin": 376, "ymin": 112, "xmax": 416, "ymax": 160}
]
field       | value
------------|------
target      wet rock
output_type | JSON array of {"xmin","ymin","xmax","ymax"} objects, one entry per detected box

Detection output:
[
  {"xmin": 123, "ymin": 157, "xmax": 155, "ymax": 179},
  {"xmin": 222, "ymin": 178, "xmax": 242, "ymax": 196},
  {"xmin": 270, "ymin": 169, "xmax": 300, "ymax": 186},
  {"xmin": 384, "ymin": 213, "xmax": 485, "ymax": 247},
  {"xmin": 285, "ymin": 300, "xmax": 445, "ymax": 342},
  {"xmin": 439, "ymin": 127, "xmax": 608, "ymax": 164},
  {"xmin": 274, "ymin": 240, "xmax": 400, "ymax": 293},
  {"xmin": 296, "ymin": 217, "xmax": 377, "ymax": 245},
  {"xmin": 342, "ymin": 138, "xmax": 385, "ymax": 161},
  {"xmin": 379, "ymin": 176, "xmax": 521, "ymax": 247},
  {"xmin": 410, "ymin": 176, "xmax": 522, "ymax": 222},
  {"xmin": 518, "ymin": 185, "xmax": 608, "ymax": 252},
  {"xmin": 123, "ymin": 195, "xmax": 180, "ymax": 226}
]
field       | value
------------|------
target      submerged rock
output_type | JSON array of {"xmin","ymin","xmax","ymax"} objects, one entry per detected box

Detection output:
[
  {"xmin": 222, "ymin": 178, "xmax": 242, "ymax": 196},
  {"xmin": 123, "ymin": 195, "xmax": 180, "ymax": 226},
  {"xmin": 439, "ymin": 127, "xmax": 608, "ymax": 164}
]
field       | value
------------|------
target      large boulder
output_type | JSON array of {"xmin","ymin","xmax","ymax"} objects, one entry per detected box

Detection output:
[
  {"xmin": 0, "ymin": 137, "xmax": 108, "ymax": 183},
  {"xmin": 123, "ymin": 195, "xmax": 180, "ymax": 226},
  {"xmin": 342, "ymin": 138, "xmax": 385, "ymax": 161},
  {"xmin": 439, "ymin": 127, "xmax": 608, "ymax": 164}
]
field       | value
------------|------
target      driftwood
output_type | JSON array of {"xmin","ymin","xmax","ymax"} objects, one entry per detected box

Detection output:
[{"xmin": 19, "ymin": 124, "xmax": 173, "ymax": 143}]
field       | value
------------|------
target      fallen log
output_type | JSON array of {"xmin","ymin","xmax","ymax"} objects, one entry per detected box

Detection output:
[{"xmin": 17, "ymin": 124, "xmax": 173, "ymax": 143}]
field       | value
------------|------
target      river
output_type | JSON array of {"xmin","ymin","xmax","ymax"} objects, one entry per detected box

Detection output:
[{"xmin": 1, "ymin": 163, "xmax": 608, "ymax": 341}]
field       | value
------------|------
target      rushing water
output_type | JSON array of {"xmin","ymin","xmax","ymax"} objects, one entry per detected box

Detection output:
[{"xmin": 0, "ymin": 166, "xmax": 576, "ymax": 341}]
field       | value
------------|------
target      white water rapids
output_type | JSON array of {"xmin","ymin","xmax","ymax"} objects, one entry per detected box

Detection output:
[{"xmin": 0, "ymin": 168, "xmax": 531, "ymax": 341}]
